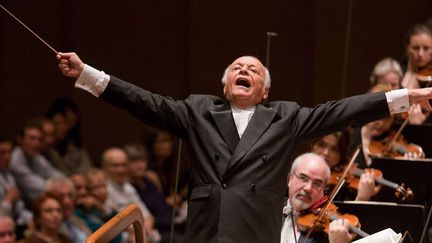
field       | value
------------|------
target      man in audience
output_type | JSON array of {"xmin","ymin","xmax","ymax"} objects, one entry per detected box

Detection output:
[
  {"xmin": 0, "ymin": 214, "xmax": 15, "ymax": 243},
  {"xmin": 125, "ymin": 144, "xmax": 186, "ymax": 243},
  {"xmin": 45, "ymin": 177, "xmax": 91, "ymax": 243},
  {"xmin": 0, "ymin": 136, "xmax": 32, "ymax": 239},
  {"xmin": 39, "ymin": 118, "xmax": 57, "ymax": 158},
  {"xmin": 9, "ymin": 119, "xmax": 64, "ymax": 205},
  {"xmin": 101, "ymin": 147, "xmax": 159, "ymax": 241}
]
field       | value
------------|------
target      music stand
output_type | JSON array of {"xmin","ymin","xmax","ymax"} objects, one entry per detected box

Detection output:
[
  {"xmin": 334, "ymin": 201, "xmax": 425, "ymax": 243},
  {"xmin": 371, "ymin": 157, "xmax": 432, "ymax": 205}
]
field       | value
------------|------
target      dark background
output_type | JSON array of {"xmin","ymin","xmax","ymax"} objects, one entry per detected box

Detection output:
[{"xmin": 1, "ymin": 0, "xmax": 431, "ymax": 162}]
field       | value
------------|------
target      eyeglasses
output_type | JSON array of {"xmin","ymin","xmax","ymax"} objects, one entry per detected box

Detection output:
[{"xmin": 292, "ymin": 172, "xmax": 325, "ymax": 191}]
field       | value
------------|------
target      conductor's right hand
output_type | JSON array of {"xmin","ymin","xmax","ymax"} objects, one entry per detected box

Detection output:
[{"xmin": 56, "ymin": 52, "xmax": 85, "ymax": 78}]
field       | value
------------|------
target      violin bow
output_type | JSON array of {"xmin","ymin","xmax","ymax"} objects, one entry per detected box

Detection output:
[
  {"xmin": 383, "ymin": 116, "xmax": 409, "ymax": 155},
  {"xmin": 301, "ymin": 148, "xmax": 361, "ymax": 242}
]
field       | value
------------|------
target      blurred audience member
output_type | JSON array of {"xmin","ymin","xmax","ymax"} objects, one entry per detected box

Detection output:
[
  {"xmin": 69, "ymin": 174, "xmax": 89, "ymax": 209},
  {"xmin": 44, "ymin": 177, "xmax": 91, "ymax": 243},
  {"xmin": 146, "ymin": 130, "xmax": 189, "ymax": 207},
  {"xmin": 0, "ymin": 136, "xmax": 32, "ymax": 240},
  {"xmin": 125, "ymin": 144, "xmax": 186, "ymax": 243},
  {"xmin": 45, "ymin": 98, "xmax": 92, "ymax": 176},
  {"xmin": 39, "ymin": 118, "xmax": 56, "ymax": 159},
  {"xmin": 0, "ymin": 214, "xmax": 16, "ymax": 243},
  {"xmin": 9, "ymin": 120, "xmax": 64, "ymax": 206},
  {"xmin": 76, "ymin": 168, "xmax": 123, "ymax": 243},
  {"xmin": 101, "ymin": 147, "xmax": 160, "ymax": 242},
  {"xmin": 24, "ymin": 192, "xmax": 72, "ymax": 243}
]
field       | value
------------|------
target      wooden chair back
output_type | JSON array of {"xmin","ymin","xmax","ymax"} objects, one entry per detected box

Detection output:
[{"xmin": 85, "ymin": 204, "xmax": 146, "ymax": 243}]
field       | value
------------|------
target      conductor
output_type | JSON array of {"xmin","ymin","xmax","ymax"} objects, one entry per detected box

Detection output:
[{"xmin": 57, "ymin": 53, "xmax": 432, "ymax": 243}]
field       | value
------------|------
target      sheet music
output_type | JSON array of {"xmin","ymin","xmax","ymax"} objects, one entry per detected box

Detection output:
[{"xmin": 352, "ymin": 228, "xmax": 402, "ymax": 243}]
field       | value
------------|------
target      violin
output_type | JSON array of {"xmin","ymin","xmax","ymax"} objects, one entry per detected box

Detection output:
[
  {"xmin": 329, "ymin": 163, "xmax": 413, "ymax": 202},
  {"xmin": 296, "ymin": 200, "xmax": 369, "ymax": 238},
  {"xmin": 415, "ymin": 63, "xmax": 432, "ymax": 87},
  {"xmin": 368, "ymin": 130, "xmax": 424, "ymax": 159},
  {"xmin": 297, "ymin": 149, "xmax": 369, "ymax": 241}
]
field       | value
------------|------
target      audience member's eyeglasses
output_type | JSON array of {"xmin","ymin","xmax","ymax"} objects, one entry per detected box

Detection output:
[{"xmin": 0, "ymin": 230, "xmax": 15, "ymax": 238}]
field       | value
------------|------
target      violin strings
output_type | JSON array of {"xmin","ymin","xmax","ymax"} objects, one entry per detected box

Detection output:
[{"xmin": 0, "ymin": 3, "xmax": 58, "ymax": 54}]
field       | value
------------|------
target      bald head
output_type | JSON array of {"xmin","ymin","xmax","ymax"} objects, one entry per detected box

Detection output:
[
  {"xmin": 288, "ymin": 153, "xmax": 331, "ymax": 211},
  {"xmin": 0, "ymin": 215, "xmax": 15, "ymax": 243},
  {"xmin": 222, "ymin": 56, "xmax": 271, "ymax": 109},
  {"xmin": 290, "ymin": 153, "xmax": 331, "ymax": 182},
  {"xmin": 101, "ymin": 147, "xmax": 128, "ymax": 184}
]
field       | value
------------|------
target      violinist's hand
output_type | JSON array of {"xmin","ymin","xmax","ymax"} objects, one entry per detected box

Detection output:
[
  {"xmin": 56, "ymin": 52, "xmax": 85, "ymax": 78},
  {"xmin": 329, "ymin": 219, "xmax": 354, "ymax": 243},
  {"xmin": 408, "ymin": 88, "xmax": 432, "ymax": 111},
  {"xmin": 355, "ymin": 172, "xmax": 381, "ymax": 201},
  {"xmin": 408, "ymin": 104, "xmax": 429, "ymax": 125},
  {"xmin": 404, "ymin": 149, "xmax": 425, "ymax": 159}
]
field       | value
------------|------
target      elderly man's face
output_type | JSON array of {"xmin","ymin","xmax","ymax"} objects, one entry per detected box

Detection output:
[
  {"xmin": 223, "ymin": 56, "xmax": 269, "ymax": 108},
  {"xmin": 288, "ymin": 158, "xmax": 327, "ymax": 212},
  {"xmin": 103, "ymin": 149, "xmax": 129, "ymax": 184}
]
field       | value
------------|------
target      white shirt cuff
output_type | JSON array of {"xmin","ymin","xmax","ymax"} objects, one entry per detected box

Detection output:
[
  {"xmin": 75, "ymin": 64, "xmax": 110, "ymax": 97},
  {"xmin": 385, "ymin": 88, "xmax": 409, "ymax": 114}
]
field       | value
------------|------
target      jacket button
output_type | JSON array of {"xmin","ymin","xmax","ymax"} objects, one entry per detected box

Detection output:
[
  {"xmin": 222, "ymin": 183, "xmax": 227, "ymax": 189},
  {"xmin": 250, "ymin": 184, "xmax": 256, "ymax": 192},
  {"xmin": 262, "ymin": 155, "xmax": 267, "ymax": 161}
]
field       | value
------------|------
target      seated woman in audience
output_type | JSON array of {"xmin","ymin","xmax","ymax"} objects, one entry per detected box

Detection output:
[
  {"xmin": 146, "ymin": 130, "xmax": 190, "ymax": 208},
  {"xmin": 125, "ymin": 144, "xmax": 186, "ymax": 243},
  {"xmin": 25, "ymin": 192, "xmax": 72, "ymax": 243},
  {"xmin": 310, "ymin": 131, "xmax": 381, "ymax": 201}
]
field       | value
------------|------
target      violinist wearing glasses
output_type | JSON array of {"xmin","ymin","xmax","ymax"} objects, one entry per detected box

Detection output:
[{"xmin": 281, "ymin": 153, "xmax": 353, "ymax": 243}]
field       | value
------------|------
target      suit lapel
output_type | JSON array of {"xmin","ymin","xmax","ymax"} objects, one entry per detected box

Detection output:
[
  {"xmin": 226, "ymin": 104, "xmax": 277, "ymax": 171},
  {"xmin": 210, "ymin": 103, "xmax": 240, "ymax": 154}
]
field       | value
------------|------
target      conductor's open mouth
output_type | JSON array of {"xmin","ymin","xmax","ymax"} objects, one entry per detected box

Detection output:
[{"xmin": 235, "ymin": 78, "xmax": 251, "ymax": 88}]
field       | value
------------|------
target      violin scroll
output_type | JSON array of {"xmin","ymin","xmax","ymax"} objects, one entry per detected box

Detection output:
[{"xmin": 395, "ymin": 184, "xmax": 413, "ymax": 202}]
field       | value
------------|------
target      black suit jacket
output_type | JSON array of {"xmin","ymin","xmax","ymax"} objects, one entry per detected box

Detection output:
[{"xmin": 101, "ymin": 76, "xmax": 389, "ymax": 243}]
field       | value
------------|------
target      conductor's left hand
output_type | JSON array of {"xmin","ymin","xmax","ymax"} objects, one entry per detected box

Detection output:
[{"xmin": 56, "ymin": 52, "xmax": 85, "ymax": 78}]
